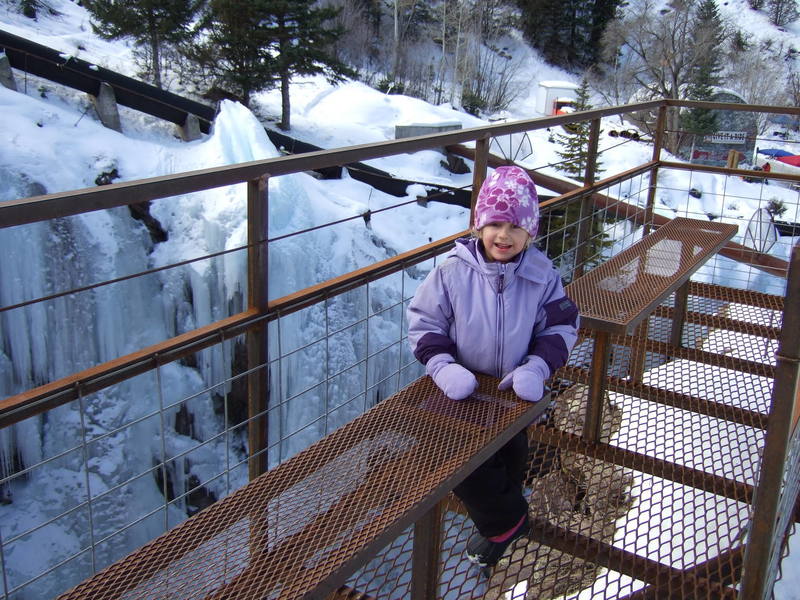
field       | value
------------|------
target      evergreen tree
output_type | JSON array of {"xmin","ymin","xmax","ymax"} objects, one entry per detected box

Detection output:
[
  {"xmin": 193, "ymin": 0, "xmax": 351, "ymax": 126},
  {"xmin": 268, "ymin": 1, "xmax": 354, "ymax": 130},
  {"xmin": 589, "ymin": 0, "xmax": 623, "ymax": 51},
  {"xmin": 730, "ymin": 29, "xmax": 750, "ymax": 52},
  {"xmin": 681, "ymin": 0, "xmax": 724, "ymax": 136},
  {"xmin": 515, "ymin": 0, "xmax": 623, "ymax": 69},
  {"xmin": 84, "ymin": 0, "xmax": 199, "ymax": 88},
  {"xmin": 545, "ymin": 79, "xmax": 609, "ymax": 268},
  {"xmin": 555, "ymin": 79, "xmax": 602, "ymax": 181},
  {"xmin": 192, "ymin": 0, "xmax": 278, "ymax": 106}
]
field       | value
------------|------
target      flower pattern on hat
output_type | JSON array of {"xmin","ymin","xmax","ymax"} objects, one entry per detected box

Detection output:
[{"xmin": 474, "ymin": 166, "xmax": 539, "ymax": 238}]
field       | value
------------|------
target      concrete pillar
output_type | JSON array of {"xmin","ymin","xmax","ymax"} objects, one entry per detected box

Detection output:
[
  {"xmin": 179, "ymin": 113, "xmax": 202, "ymax": 142},
  {"xmin": 0, "ymin": 52, "xmax": 17, "ymax": 91},
  {"xmin": 91, "ymin": 81, "xmax": 122, "ymax": 132}
]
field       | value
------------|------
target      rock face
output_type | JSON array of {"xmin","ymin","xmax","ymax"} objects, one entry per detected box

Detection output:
[{"xmin": 128, "ymin": 201, "xmax": 169, "ymax": 244}]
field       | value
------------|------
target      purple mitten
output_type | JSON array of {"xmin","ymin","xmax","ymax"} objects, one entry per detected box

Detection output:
[
  {"xmin": 427, "ymin": 354, "xmax": 478, "ymax": 400},
  {"xmin": 498, "ymin": 356, "xmax": 549, "ymax": 402}
]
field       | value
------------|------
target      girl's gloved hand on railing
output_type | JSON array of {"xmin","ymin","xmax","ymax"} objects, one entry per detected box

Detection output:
[
  {"xmin": 426, "ymin": 353, "xmax": 478, "ymax": 400},
  {"xmin": 498, "ymin": 356, "xmax": 549, "ymax": 402}
]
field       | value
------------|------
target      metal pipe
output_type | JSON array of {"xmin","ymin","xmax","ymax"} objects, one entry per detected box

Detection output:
[
  {"xmin": 0, "ymin": 102, "xmax": 666, "ymax": 229},
  {"xmin": 0, "ymin": 234, "xmax": 463, "ymax": 428},
  {"xmin": 470, "ymin": 136, "xmax": 490, "ymax": 226}
]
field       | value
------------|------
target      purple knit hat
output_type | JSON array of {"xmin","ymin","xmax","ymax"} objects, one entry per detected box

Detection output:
[{"xmin": 473, "ymin": 166, "xmax": 539, "ymax": 238}]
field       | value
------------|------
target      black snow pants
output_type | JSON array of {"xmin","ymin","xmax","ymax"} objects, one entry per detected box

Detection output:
[{"xmin": 453, "ymin": 429, "xmax": 529, "ymax": 538}]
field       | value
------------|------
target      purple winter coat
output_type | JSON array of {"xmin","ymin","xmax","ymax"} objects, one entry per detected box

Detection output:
[{"xmin": 407, "ymin": 238, "xmax": 579, "ymax": 379}]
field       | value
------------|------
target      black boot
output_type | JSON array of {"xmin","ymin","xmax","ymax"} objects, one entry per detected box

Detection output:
[{"xmin": 465, "ymin": 513, "xmax": 530, "ymax": 567}]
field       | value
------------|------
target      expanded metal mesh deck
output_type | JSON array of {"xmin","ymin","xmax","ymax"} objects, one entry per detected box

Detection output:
[
  {"xmin": 565, "ymin": 218, "xmax": 738, "ymax": 333},
  {"xmin": 56, "ymin": 283, "xmax": 781, "ymax": 599}
]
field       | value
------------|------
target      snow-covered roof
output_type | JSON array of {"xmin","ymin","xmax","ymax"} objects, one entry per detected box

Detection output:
[{"xmin": 538, "ymin": 80, "xmax": 579, "ymax": 89}]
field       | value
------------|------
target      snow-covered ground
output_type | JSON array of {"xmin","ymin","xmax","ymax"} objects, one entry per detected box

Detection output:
[{"xmin": 1, "ymin": 1, "xmax": 799, "ymax": 598}]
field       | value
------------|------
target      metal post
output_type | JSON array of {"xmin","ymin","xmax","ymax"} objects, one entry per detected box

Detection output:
[
  {"xmin": 583, "ymin": 118, "xmax": 601, "ymax": 187},
  {"xmin": 669, "ymin": 239, "xmax": 695, "ymax": 349},
  {"xmin": 583, "ymin": 331, "xmax": 610, "ymax": 443},
  {"xmin": 247, "ymin": 176, "xmax": 270, "ymax": 481},
  {"xmin": 643, "ymin": 106, "xmax": 667, "ymax": 235},
  {"xmin": 739, "ymin": 242, "xmax": 800, "ymax": 599},
  {"xmin": 628, "ymin": 320, "xmax": 649, "ymax": 383},
  {"xmin": 573, "ymin": 118, "xmax": 602, "ymax": 278},
  {"xmin": 670, "ymin": 281, "xmax": 690, "ymax": 348},
  {"xmin": 411, "ymin": 500, "xmax": 443, "ymax": 600}
]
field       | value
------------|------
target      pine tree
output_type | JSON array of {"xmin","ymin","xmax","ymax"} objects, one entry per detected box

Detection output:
[
  {"xmin": 681, "ymin": 63, "xmax": 718, "ymax": 136},
  {"xmin": 589, "ymin": 0, "xmax": 623, "ymax": 51},
  {"xmin": 555, "ymin": 79, "xmax": 602, "ymax": 181},
  {"xmin": 192, "ymin": 0, "xmax": 278, "ymax": 106},
  {"xmin": 17, "ymin": 0, "xmax": 57, "ymax": 19},
  {"xmin": 193, "ymin": 0, "xmax": 352, "ymax": 125},
  {"xmin": 267, "ymin": 0, "xmax": 354, "ymax": 130},
  {"xmin": 681, "ymin": 0, "xmax": 724, "ymax": 136},
  {"xmin": 545, "ymin": 79, "xmax": 609, "ymax": 268},
  {"xmin": 515, "ymin": 0, "xmax": 578, "ymax": 68},
  {"xmin": 515, "ymin": 0, "xmax": 623, "ymax": 69},
  {"xmin": 84, "ymin": 0, "xmax": 199, "ymax": 88}
]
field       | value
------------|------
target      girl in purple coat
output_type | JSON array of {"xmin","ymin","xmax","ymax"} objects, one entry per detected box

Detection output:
[{"xmin": 407, "ymin": 165, "xmax": 579, "ymax": 568}]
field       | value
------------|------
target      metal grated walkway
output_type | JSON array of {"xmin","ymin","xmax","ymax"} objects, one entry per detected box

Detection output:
[
  {"xmin": 342, "ymin": 282, "xmax": 782, "ymax": 599},
  {"xmin": 48, "ymin": 277, "xmax": 787, "ymax": 599}
]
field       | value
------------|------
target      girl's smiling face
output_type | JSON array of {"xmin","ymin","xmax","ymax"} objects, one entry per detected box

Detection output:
[{"xmin": 478, "ymin": 221, "xmax": 530, "ymax": 262}]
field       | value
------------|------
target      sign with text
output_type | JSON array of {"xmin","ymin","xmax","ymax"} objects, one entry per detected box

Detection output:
[{"xmin": 704, "ymin": 131, "xmax": 747, "ymax": 144}]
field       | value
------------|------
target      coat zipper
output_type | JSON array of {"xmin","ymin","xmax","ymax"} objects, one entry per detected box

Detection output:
[{"xmin": 496, "ymin": 266, "xmax": 506, "ymax": 377}]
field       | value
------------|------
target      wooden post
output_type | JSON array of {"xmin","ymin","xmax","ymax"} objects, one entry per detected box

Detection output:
[
  {"xmin": 726, "ymin": 149, "xmax": 741, "ymax": 169},
  {"xmin": 247, "ymin": 176, "xmax": 269, "ymax": 481}
]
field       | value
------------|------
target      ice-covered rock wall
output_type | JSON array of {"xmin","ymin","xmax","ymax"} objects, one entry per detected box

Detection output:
[{"xmin": 0, "ymin": 101, "xmax": 415, "ymax": 598}]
